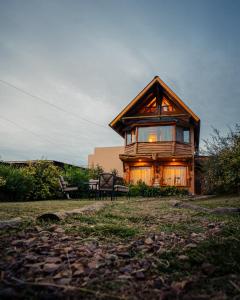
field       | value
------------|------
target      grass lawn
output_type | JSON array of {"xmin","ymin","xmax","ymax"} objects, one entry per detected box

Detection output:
[
  {"xmin": 0, "ymin": 199, "xmax": 98, "ymax": 220},
  {"xmin": 0, "ymin": 195, "xmax": 240, "ymax": 299},
  {"xmin": 194, "ymin": 195, "xmax": 240, "ymax": 208}
]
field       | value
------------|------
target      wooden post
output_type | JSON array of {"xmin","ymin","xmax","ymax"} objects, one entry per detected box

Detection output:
[
  {"xmin": 188, "ymin": 158, "xmax": 195, "ymax": 195},
  {"xmin": 172, "ymin": 125, "xmax": 176, "ymax": 155}
]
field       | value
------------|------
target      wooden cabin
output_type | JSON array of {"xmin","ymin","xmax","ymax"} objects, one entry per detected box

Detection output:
[{"xmin": 109, "ymin": 76, "xmax": 200, "ymax": 194}]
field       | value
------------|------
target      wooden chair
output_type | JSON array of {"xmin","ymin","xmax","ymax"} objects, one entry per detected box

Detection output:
[
  {"xmin": 88, "ymin": 179, "xmax": 99, "ymax": 199},
  {"xmin": 98, "ymin": 173, "xmax": 129, "ymax": 200},
  {"xmin": 59, "ymin": 176, "xmax": 78, "ymax": 199},
  {"xmin": 99, "ymin": 173, "xmax": 115, "ymax": 200}
]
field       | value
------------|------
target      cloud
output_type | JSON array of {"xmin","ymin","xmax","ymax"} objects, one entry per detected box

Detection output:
[{"xmin": 0, "ymin": 0, "xmax": 240, "ymax": 164}]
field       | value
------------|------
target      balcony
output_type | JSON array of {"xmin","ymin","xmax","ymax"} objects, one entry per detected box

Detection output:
[{"xmin": 124, "ymin": 141, "xmax": 192, "ymax": 157}]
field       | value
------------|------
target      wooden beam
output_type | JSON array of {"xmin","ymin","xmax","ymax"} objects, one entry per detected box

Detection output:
[{"xmin": 122, "ymin": 113, "xmax": 189, "ymax": 120}]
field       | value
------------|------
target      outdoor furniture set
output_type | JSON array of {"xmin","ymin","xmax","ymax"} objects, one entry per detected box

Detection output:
[{"xmin": 59, "ymin": 173, "xmax": 129, "ymax": 200}]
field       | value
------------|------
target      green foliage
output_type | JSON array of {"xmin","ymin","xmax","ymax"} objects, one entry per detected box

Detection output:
[
  {"xmin": 0, "ymin": 176, "xmax": 6, "ymax": 187},
  {"xmin": 64, "ymin": 166, "xmax": 90, "ymax": 196},
  {"xmin": 25, "ymin": 161, "xmax": 62, "ymax": 200},
  {"xmin": 0, "ymin": 161, "xmax": 62, "ymax": 201},
  {"xmin": 0, "ymin": 164, "xmax": 34, "ymax": 200},
  {"xmin": 88, "ymin": 164, "xmax": 104, "ymax": 179},
  {"xmin": 129, "ymin": 180, "xmax": 188, "ymax": 197},
  {"xmin": 202, "ymin": 124, "xmax": 240, "ymax": 194},
  {"xmin": 0, "ymin": 161, "xmax": 107, "ymax": 201},
  {"xmin": 111, "ymin": 168, "xmax": 118, "ymax": 176}
]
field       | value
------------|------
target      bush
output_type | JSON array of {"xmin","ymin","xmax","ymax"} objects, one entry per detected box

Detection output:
[
  {"xmin": 88, "ymin": 164, "xmax": 104, "ymax": 179},
  {"xmin": 129, "ymin": 180, "xmax": 188, "ymax": 197},
  {"xmin": 0, "ymin": 176, "xmax": 6, "ymax": 187},
  {"xmin": 64, "ymin": 166, "xmax": 90, "ymax": 197},
  {"xmin": 0, "ymin": 164, "xmax": 34, "ymax": 200},
  {"xmin": 24, "ymin": 161, "xmax": 62, "ymax": 200},
  {"xmin": 0, "ymin": 161, "xmax": 107, "ymax": 201}
]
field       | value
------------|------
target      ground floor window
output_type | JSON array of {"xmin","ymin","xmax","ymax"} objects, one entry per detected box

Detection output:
[
  {"xmin": 163, "ymin": 166, "xmax": 187, "ymax": 186},
  {"xmin": 130, "ymin": 167, "xmax": 151, "ymax": 185}
]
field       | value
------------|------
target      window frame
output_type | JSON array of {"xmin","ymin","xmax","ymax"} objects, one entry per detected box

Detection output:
[
  {"xmin": 162, "ymin": 166, "xmax": 188, "ymax": 187},
  {"xmin": 137, "ymin": 125, "xmax": 174, "ymax": 143},
  {"xmin": 176, "ymin": 126, "xmax": 191, "ymax": 144},
  {"xmin": 125, "ymin": 128, "xmax": 136, "ymax": 145}
]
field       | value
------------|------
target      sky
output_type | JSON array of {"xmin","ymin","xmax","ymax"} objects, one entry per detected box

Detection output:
[{"xmin": 0, "ymin": 0, "xmax": 240, "ymax": 166}]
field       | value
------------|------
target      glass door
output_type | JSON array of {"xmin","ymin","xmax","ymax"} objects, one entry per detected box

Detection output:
[{"xmin": 130, "ymin": 167, "xmax": 151, "ymax": 185}]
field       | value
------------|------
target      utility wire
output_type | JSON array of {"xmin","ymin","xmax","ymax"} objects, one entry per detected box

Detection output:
[
  {"xmin": 0, "ymin": 114, "xmax": 95, "ymax": 150},
  {"xmin": 0, "ymin": 79, "xmax": 108, "ymax": 129},
  {"xmin": 0, "ymin": 115, "xmax": 61, "ymax": 146}
]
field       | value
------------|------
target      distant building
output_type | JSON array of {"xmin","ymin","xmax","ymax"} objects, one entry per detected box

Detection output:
[{"xmin": 88, "ymin": 146, "xmax": 124, "ymax": 176}]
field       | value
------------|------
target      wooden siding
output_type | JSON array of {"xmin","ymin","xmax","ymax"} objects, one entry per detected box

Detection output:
[
  {"xmin": 124, "ymin": 144, "xmax": 135, "ymax": 155},
  {"xmin": 175, "ymin": 142, "xmax": 192, "ymax": 156},
  {"xmin": 137, "ymin": 142, "xmax": 172, "ymax": 155},
  {"xmin": 124, "ymin": 142, "xmax": 192, "ymax": 157}
]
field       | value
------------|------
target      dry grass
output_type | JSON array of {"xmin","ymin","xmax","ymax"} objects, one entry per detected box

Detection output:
[
  {"xmin": 0, "ymin": 195, "xmax": 240, "ymax": 299},
  {"xmin": 0, "ymin": 199, "xmax": 98, "ymax": 220}
]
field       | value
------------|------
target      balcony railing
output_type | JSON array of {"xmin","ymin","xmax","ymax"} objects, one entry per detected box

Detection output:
[{"xmin": 124, "ymin": 141, "xmax": 192, "ymax": 157}]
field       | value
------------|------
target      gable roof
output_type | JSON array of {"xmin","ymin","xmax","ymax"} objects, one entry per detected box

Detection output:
[{"xmin": 109, "ymin": 76, "xmax": 200, "ymax": 129}]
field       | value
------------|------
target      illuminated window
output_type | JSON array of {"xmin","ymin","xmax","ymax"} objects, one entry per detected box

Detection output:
[
  {"xmin": 163, "ymin": 166, "xmax": 187, "ymax": 186},
  {"xmin": 143, "ymin": 98, "xmax": 159, "ymax": 113},
  {"xmin": 161, "ymin": 98, "xmax": 174, "ymax": 112},
  {"xmin": 138, "ymin": 126, "xmax": 173, "ymax": 142},
  {"xmin": 130, "ymin": 167, "xmax": 151, "ymax": 185}
]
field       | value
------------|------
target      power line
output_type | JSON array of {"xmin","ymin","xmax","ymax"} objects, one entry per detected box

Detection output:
[
  {"xmin": 0, "ymin": 78, "xmax": 108, "ymax": 129},
  {"xmin": 0, "ymin": 114, "xmax": 60, "ymax": 146},
  {"xmin": 0, "ymin": 114, "xmax": 95, "ymax": 149}
]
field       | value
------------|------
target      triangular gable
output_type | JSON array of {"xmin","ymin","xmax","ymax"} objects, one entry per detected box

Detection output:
[
  {"xmin": 109, "ymin": 76, "xmax": 200, "ymax": 128},
  {"xmin": 138, "ymin": 94, "xmax": 178, "ymax": 115}
]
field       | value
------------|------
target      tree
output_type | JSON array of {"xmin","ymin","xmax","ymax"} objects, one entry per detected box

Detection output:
[
  {"xmin": 202, "ymin": 124, "xmax": 240, "ymax": 194},
  {"xmin": 88, "ymin": 164, "xmax": 104, "ymax": 179},
  {"xmin": 111, "ymin": 168, "xmax": 118, "ymax": 176}
]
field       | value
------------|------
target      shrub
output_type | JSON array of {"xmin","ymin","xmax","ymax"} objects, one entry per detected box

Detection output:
[
  {"xmin": 0, "ymin": 176, "xmax": 6, "ymax": 187},
  {"xmin": 129, "ymin": 181, "xmax": 188, "ymax": 197},
  {"xmin": 160, "ymin": 186, "xmax": 189, "ymax": 196},
  {"xmin": 24, "ymin": 161, "xmax": 62, "ymax": 200},
  {"xmin": 0, "ymin": 164, "xmax": 34, "ymax": 200},
  {"xmin": 88, "ymin": 164, "xmax": 104, "ymax": 179},
  {"xmin": 64, "ymin": 166, "xmax": 90, "ymax": 197}
]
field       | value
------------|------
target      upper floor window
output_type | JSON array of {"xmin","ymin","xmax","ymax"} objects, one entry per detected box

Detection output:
[
  {"xmin": 138, "ymin": 126, "xmax": 173, "ymax": 142},
  {"xmin": 126, "ymin": 129, "xmax": 136, "ymax": 145},
  {"xmin": 142, "ymin": 98, "xmax": 159, "ymax": 114},
  {"xmin": 161, "ymin": 98, "xmax": 174, "ymax": 112},
  {"xmin": 176, "ymin": 127, "xmax": 190, "ymax": 143},
  {"xmin": 141, "ymin": 97, "xmax": 175, "ymax": 114},
  {"xmin": 126, "ymin": 132, "xmax": 132, "ymax": 145}
]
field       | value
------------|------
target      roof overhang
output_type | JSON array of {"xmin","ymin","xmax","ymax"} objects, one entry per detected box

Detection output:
[{"xmin": 109, "ymin": 76, "xmax": 200, "ymax": 131}]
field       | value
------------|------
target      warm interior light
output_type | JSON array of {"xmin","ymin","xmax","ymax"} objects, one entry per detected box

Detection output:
[
  {"xmin": 172, "ymin": 158, "xmax": 176, "ymax": 162},
  {"xmin": 139, "ymin": 159, "xmax": 142, "ymax": 162},
  {"xmin": 148, "ymin": 134, "xmax": 157, "ymax": 142}
]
